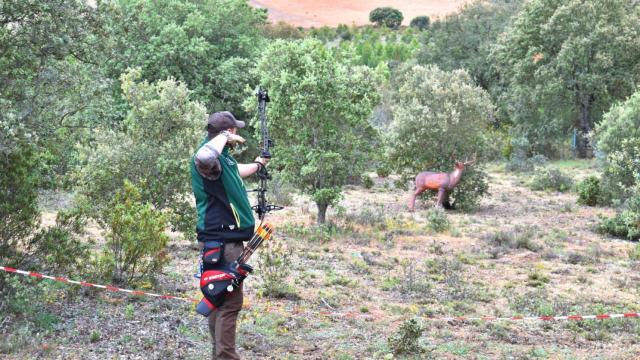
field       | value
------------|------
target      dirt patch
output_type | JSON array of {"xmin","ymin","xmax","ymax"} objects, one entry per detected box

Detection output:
[{"xmin": 249, "ymin": 0, "xmax": 469, "ymax": 28}]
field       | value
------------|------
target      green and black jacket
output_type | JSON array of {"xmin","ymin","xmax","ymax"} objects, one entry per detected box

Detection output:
[{"xmin": 191, "ymin": 141, "xmax": 255, "ymax": 243}]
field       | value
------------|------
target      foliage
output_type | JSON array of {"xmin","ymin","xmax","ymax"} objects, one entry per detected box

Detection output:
[
  {"xmin": 576, "ymin": 176, "xmax": 602, "ymax": 206},
  {"xmin": 484, "ymin": 225, "xmax": 540, "ymax": 256},
  {"xmin": 492, "ymin": 0, "xmax": 640, "ymax": 157},
  {"xmin": 387, "ymin": 318, "xmax": 425, "ymax": 355},
  {"xmin": 29, "ymin": 211, "xmax": 91, "ymax": 275},
  {"xmin": 449, "ymin": 167, "xmax": 490, "ymax": 211},
  {"xmin": 257, "ymin": 238, "xmax": 297, "ymax": 299},
  {"xmin": 388, "ymin": 65, "xmax": 494, "ymax": 210},
  {"xmin": 594, "ymin": 90, "xmax": 640, "ymax": 204},
  {"xmin": 101, "ymin": 180, "xmax": 169, "ymax": 285},
  {"xmin": 362, "ymin": 175, "xmax": 374, "ymax": 189},
  {"xmin": 418, "ymin": 0, "xmax": 522, "ymax": 92},
  {"xmin": 409, "ymin": 16, "xmax": 430, "ymax": 31},
  {"xmin": 529, "ymin": 168, "xmax": 573, "ymax": 192},
  {"xmin": 0, "ymin": 0, "xmax": 114, "ymax": 186},
  {"xmin": 504, "ymin": 136, "xmax": 547, "ymax": 172},
  {"xmin": 262, "ymin": 21, "xmax": 305, "ymax": 40},
  {"xmin": 75, "ymin": 69, "xmax": 204, "ymax": 235},
  {"xmin": 0, "ymin": 144, "xmax": 40, "ymax": 268},
  {"xmin": 250, "ymin": 39, "xmax": 380, "ymax": 224},
  {"xmin": 376, "ymin": 164, "xmax": 391, "ymax": 178},
  {"xmin": 369, "ymin": 7, "xmax": 404, "ymax": 29},
  {"xmin": 101, "ymin": 0, "xmax": 266, "ymax": 113},
  {"xmin": 425, "ymin": 207, "xmax": 449, "ymax": 233},
  {"xmin": 598, "ymin": 189, "xmax": 640, "ymax": 241}
]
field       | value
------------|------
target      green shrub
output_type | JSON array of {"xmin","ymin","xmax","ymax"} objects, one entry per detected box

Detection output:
[
  {"xmin": 0, "ymin": 144, "xmax": 40, "ymax": 268},
  {"xmin": 598, "ymin": 190, "xmax": 640, "ymax": 241},
  {"xmin": 410, "ymin": 16, "xmax": 430, "ymax": 30},
  {"xmin": 449, "ymin": 168, "xmax": 490, "ymax": 211},
  {"xmin": 268, "ymin": 174, "xmax": 295, "ymax": 207},
  {"xmin": 484, "ymin": 225, "xmax": 540, "ymax": 252},
  {"xmin": 369, "ymin": 7, "xmax": 404, "ymax": 29},
  {"xmin": 388, "ymin": 65, "xmax": 493, "ymax": 211},
  {"xmin": 530, "ymin": 168, "xmax": 573, "ymax": 192},
  {"xmin": 257, "ymin": 238, "xmax": 297, "ymax": 299},
  {"xmin": 75, "ymin": 69, "xmax": 204, "ymax": 237},
  {"xmin": 387, "ymin": 318, "xmax": 425, "ymax": 355},
  {"xmin": 376, "ymin": 165, "xmax": 391, "ymax": 178},
  {"xmin": 576, "ymin": 176, "xmax": 602, "ymax": 206},
  {"xmin": 594, "ymin": 90, "xmax": 640, "ymax": 204},
  {"xmin": 362, "ymin": 175, "xmax": 374, "ymax": 189},
  {"xmin": 504, "ymin": 137, "xmax": 548, "ymax": 172},
  {"xmin": 425, "ymin": 207, "xmax": 449, "ymax": 233},
  {"xmin": 101, "ymin": 180, "xmax": 169, "ymax": 285}
]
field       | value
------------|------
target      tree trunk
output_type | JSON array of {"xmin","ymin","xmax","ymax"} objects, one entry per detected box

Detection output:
[
  {"xmin": 316, "ymin": 202, "xmax": 328, "ymax": 225},
  {"xmin": 575, "ymin": 94, "xmax": 594, "ymax": 159}
]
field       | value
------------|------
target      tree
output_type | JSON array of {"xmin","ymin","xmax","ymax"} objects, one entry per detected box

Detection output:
[
  {"xmin": 493, "ymin": 0, "xmax": 640, "ymax": 158},
  {"xmin": 76, "ymin": 69, "xmax": 204, "ymax": 234},
  {"xmin": 0, "ymin": 0, "xmax": 111, "ymax": 272},
  {"xmin": 388, "ymin": 65, "xmax": 494, "ymax": 210},
  {"xmin": 369, "ymin": 7, "xmax": 404, "ymax": 29},
  {"xmin": 410, "ymin": 16, "xmax": 430, "ymax": 31},
  {"xmin": 594, "ymin": 90, "xmax": 640, "ymax": 203},
  {"xmin": 250, "ymin": 39, "xmax": 380, "ymax": 224},
  {"xmin": 417, "ymin": 0, "xmax": 522, "ymax": 91},
  {"xmin": 0, "ymin": 0, "xmax": 114, "ymax": 181},
  {"xmin": 101, "ymin": 0, "xmax": 267, "ymax": 114}
]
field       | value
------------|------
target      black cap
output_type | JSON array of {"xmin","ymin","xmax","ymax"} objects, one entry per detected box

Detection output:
[{"xmin": 207, "ymin": 111, "xmax": 245, "ymax": 132}]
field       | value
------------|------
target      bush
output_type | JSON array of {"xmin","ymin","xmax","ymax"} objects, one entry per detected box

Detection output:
[
  {"xmin": 362, "ymin": 175, "xmax": 374, "ymax": 189},
  {"xmin": 257, "ymin": 238, "xmax": 297, "ymax": 299},
  {"xmin": 376, "ymin": 165, "xmax": 391, "ymax": 178},
  {"xmin": 594, "ymin": 90, "xmax": 640, "ymax": 204},
  {"xmin": 504, "ymin": 136, "xmax": 547, "ymax": 172},
  {"xmin": 598, "ymin": 190, "xmax": 640, "ymax": 241},
  {"xmin": 484, "ymin": 225, "xmax": 540, "ymax": 253},
  {"xmin": 101, "ymin": 180, "xmax": 169, "ymax": 285},
  {"xmin": 388, "ymin": 65, "xmax": 494, "ymax": 211},
  {"xmin": 529, "ymin": 168, "xmax": 573, "ymax": 192},
  {"xmin": 369, "ymin": 7, "xmax": 404, "ymax": 29},
  {"xmin": 425, "ymin": 207, "xmax": 449, "ymax": 232},
  {"xmin": 576, "ymin": 176, "xmax": 602, "ymax": 206},
  {"xmin": 262, "ymin": 21, "xmax": 305, "ymax": 39},
  {"xmin": 0, "ymin": 144, "xmax": 40, "ymax": 268},
  {"xmin": 449, "ymin": 168, "xmax": 490, "ymax": 211},
  {"xmin": 410, "ymin": 16, "xmax": 430, "ymax": 30},
  {"xmin": 75, "ymin": 69, "xmax": 204, "ymax": 237},
  {"xmin": 387, "ymin": 318, "xmax": 425, "ymax": 355}
]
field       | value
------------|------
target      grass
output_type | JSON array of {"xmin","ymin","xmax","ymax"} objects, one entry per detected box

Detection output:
[{"xmin": 6, "ymin": 159, "xmax": 640, "ymax": 359}]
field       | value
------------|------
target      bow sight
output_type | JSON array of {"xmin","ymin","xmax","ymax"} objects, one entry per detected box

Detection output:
[{"xmin": 252, "ymin": 86, "xmax": 283, "ymax": 220}]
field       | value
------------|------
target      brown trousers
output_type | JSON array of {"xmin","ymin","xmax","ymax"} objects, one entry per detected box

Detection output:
[{"xmin": 207, "ymin": 241, "xmax": 244, "ymax": 360}]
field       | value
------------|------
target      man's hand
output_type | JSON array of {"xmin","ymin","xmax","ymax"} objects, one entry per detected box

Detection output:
[
  {"xmin": 254, "ymin": 156, "xmax": 269, "ymax": 166},
  {"xmin": 226, "ymin": 132, "xmax": 245, "ymax": 145}
]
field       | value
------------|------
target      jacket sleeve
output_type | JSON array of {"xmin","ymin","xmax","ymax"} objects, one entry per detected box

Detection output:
[{"xmin": 194, "ymin": 143, "xmax": 222, "ymax": 181}]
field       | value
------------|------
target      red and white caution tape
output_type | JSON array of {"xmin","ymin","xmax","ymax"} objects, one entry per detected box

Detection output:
[
  {"xmin": 3, "ymin": 265, "xmax": 640, "ymax": 323},
  {"xmin": 0, "ymin": 265, "xmax": 198, "ymax": 303},
  {"xmin": 419, "ymin": 313, "xmax": 640, "ymax": 322}
]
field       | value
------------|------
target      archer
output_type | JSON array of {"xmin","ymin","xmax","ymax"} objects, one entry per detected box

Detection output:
[{"xmin": 190, "ymin": 110, "xmax": 268, "ymax": 360}]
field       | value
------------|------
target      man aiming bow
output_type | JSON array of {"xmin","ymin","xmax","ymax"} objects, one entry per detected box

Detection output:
[{"xmin": 191, "ymin": 110, "xmax": 268, "ymax": 360}]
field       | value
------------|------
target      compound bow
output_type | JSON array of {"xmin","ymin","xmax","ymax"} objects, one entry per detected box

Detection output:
[{"xmin": 252, "ymin": 86, "xmax": 283, "ymax": 220}]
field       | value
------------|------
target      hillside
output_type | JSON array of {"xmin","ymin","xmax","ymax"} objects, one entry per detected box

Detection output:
[{"xmin": 248, "ymin": 0, "xmax": 469, "ymax": 27}]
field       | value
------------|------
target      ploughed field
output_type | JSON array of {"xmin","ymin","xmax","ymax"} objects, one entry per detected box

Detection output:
[
  {"xmin": 248, "ymin": 0, "xmax": 468, "ymax": 28},
  {"xmin": 3, "ymin": 160, "xmax": 640, "ymax": 359}
]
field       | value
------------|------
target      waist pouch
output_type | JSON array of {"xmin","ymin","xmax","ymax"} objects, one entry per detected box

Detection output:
[
  {"xmin": 196, "ymin": 261, "xmax": 253, "ymax": 317},
  {"xmin": 201, "ymin": 240, "xmax": 224, "ymax": 270}
]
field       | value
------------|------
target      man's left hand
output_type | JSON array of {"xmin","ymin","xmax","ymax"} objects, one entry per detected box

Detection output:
[{"xmin": 254, "ymin": 156, "xmax": 269, "ymax": 166}]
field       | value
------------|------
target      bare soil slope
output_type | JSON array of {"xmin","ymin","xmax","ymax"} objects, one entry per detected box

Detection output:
[{"xmin": 249, "ymin": 0, "xmax": 468, "ymax": 27}]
